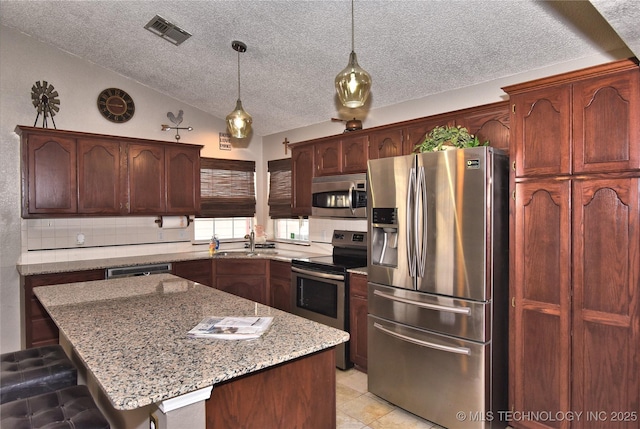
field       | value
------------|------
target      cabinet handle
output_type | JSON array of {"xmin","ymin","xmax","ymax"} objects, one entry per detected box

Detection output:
[
  {"xmin": 511, "ymin": 297, "xmax": 516, "ymax": 308},
  {"xmin": 512, "ymin": 161, "xmax": 516, "ymax": 171},
  {"xmin": 512, "ymin": 104, "xmax": 516, "ymax": 114}
]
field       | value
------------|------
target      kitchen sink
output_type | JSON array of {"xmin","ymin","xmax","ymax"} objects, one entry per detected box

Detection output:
[{"xmin": 217, "ymin": 250, "xmax": 278, "ymax": 257}]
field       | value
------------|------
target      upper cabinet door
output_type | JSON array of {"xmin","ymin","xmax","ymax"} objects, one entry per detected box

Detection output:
[
  {"xmin": 128, "ymin": 143, "xmax": 165, "ymax": 214},
  {"xmin": 24, "ymin": 134, "xmax": 77, "ymax": 215},
  {"xmin": 166, "ymin": 146, "xmax": 200, "ymax": 215},
  {"xmin": 573, "ymin": 69, "xmax": 640, "ymax": 174},
  {"xmin": 315, "ymin": 139, "xmax": 342, "ymax": 176},
  {"xmin": 510, "ymin": 85, "xmax": 571, "ymax": 177},
  {"xmin": 291, "ymin": 144, "xmax": 314, "ymax": 216},
  {"xmin": 456, "ymin": 101, "xmax": 511, "ymax": 154},
  {"xmin": 77, "ymin": 138, "xmax": 123, "ymax": 214},
  {"xmin": 368, "ymin": 128, "xmax": 403, "ymax": 160},
  {"xmin": 341, "ymin": 134, "xmax": 368, "ymax": 173}
]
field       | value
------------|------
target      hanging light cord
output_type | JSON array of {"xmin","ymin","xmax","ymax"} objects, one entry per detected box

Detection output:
[
  {"xmin": 351, "ymin": 0, "xmax": 355, "ymax": 53},
  {"xmin": 236, "ymin": 49, "xmax": 241, "ymax": 100}
]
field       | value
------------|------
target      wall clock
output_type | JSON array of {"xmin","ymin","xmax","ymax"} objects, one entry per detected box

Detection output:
[{"xmin": 97, "ymin": 88, "xmax": 135, "ymax": 123}]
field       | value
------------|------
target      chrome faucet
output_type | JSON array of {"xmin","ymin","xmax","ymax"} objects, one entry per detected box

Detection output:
[{"xmin": 244, "ymin": 230, "xmax": 256, "ymax": 253}]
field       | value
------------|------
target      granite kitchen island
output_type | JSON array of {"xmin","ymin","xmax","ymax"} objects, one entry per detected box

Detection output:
[{"xmin": 34, "ymin": 274, "xmax": 348, "ymax": 429}]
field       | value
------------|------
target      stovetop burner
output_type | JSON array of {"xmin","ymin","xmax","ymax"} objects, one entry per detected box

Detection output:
[{"xmin": 291, "ymin": 230, "xmax": 367, "ymax": 274}]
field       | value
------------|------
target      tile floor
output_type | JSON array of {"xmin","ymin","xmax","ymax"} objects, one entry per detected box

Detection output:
[{"xmin": 336, "ymin": 368, "xmax": 444, "ymax": 429}]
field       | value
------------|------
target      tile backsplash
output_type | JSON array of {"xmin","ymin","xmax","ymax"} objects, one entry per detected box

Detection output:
[{"xmin": 21, "ymin": 216, "xmax": 192, "ymax": 263}]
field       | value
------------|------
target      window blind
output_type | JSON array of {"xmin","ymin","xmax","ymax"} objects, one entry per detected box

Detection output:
[
  {"xmin": 267, "ymin": 158, "xmax": 292, "ymax": 219},
  {"xmin": 199, "ymin": 158, "xmax": 256, "ymax": 218}
]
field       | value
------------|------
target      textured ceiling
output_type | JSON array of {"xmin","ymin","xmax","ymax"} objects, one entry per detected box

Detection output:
[{"xmin": 0, "ymin": 0, "xmax": 637, "ymax": 137}]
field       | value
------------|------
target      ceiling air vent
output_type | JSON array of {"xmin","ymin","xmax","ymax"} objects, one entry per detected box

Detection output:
[{"xmin": 144, "ymin": 15, "xmax": 192, "ymax": 46}]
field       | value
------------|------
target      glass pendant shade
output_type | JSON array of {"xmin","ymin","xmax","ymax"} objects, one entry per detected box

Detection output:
[
  {"xmin": 226, "ymin": 99, "xmax": 252, "ymax": 138},
  {"xmin": 226, "ymin": 40, "xmax": 251, "ymax": 138},
  {"xmin": 335, "ymin": 51, "xmax": 371, "ymax": 108}
]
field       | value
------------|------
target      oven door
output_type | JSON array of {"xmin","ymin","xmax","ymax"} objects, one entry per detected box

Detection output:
[{"xmin": 290, "ymin": 266, "xmax": 345, "ymax": 331}]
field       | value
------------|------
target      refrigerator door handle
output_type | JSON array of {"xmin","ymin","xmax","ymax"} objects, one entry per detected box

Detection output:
[
  {"xmin": 416, "ymin": 165, "xmax": 427, "ymax": 278},
  {"xmin": 373, "ymin": 289, "xmax": 472, "ymax": 315},
  {"xmin": 406, "ymin": 167, "xmax": 417, "ymax": 277},
  {"xmin": 373, "ymin": 322, "xmax": 471, "ymax": 355}
]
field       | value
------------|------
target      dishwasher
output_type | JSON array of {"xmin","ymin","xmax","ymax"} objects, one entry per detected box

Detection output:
[{"xmin": 105, "ymin": 263, "xmax": 172, "ymax": 279}]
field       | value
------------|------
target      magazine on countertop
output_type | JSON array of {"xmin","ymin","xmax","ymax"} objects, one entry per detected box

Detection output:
[{"xmin": 187, "ymin": 316, "xmax": 274, "ymax": 340}]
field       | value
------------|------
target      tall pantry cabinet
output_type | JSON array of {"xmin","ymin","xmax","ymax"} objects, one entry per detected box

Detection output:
[{"xmin": 504, "ymin": 59, "xmax": 639, "ymax": 429}]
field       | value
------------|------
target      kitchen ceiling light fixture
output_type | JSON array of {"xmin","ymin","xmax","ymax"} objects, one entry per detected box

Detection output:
[
  {"xmin": 335, "ymin": 0, "xmax": 371, "ymax": 109},
  {"xmin": 226, "ymin": 40, "xmax": 252, "ymax": 138}
]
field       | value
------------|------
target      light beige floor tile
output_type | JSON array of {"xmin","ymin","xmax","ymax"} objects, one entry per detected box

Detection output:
[
  {"xmin": 338, "ymin": 393, "xmax": 395, "ymax": 425},
  {"xmin": 369, "ymin": 408, "xmax": 436, "ymax": 429},
  {"xmin": 339, "ymin": 369, "xmax": 368, "ymax": 394},
  {"xmin": 337, "ymin": 410, "xmax": 368, "ymax": 429},
  {"xmin": 337, "ymin": 382, "xmax": 364, "ymax": 404}
]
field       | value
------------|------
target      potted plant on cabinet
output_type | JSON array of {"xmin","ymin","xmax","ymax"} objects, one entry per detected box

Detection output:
[{"xmin": 415, "ymin": 125, "xmax": 488, "ymax": 152}]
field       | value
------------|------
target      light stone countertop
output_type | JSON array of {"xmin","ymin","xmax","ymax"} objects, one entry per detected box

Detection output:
[
  {"xmin": 17, "ymin": 248, "xmax": 325, "ymax": 276},
  {"xmin": 34, "ymin": 273, "xmax": 349, "ymax": 411}
]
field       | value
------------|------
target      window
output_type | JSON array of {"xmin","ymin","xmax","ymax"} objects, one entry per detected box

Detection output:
[
  {"xmin": 274, "ymin": 218, "xmax": 309, "ymax": 242},
  {"xmin": 194, "ymin": 217, "xmax": 253, "ymax": 242},
  {"xmin": 194, "ymin": 158, "xmax": 256, "ymax": 242}
]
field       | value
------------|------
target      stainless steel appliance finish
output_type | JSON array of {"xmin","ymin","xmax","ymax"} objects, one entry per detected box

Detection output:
[
  {"xmin": 291, "ymin": 230, "xmax": 367, "ymax": 370},
  {"xmin": 105, "ymin": 263, "xmax": 172, "ymax": 279},
  {"xmin": 367, "ymin": 147, "xmax": 508, "ymax": 429},
  {"xmin": 311, "ymin": 173, "xmax": 367, "ymax": 218}
]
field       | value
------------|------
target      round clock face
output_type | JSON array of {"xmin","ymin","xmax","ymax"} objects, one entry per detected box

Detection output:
[{"xmin": 97, "ymin": 88, "xmax": 135, "ymax": 123}]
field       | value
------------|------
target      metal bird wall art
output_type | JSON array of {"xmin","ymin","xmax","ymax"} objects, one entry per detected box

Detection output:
[{"xmin": 162, "ymin": 109, "xmax": 192, "ymax": 142}]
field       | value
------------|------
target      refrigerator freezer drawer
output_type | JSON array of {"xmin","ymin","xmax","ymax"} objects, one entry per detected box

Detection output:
[
  {"xmin": 369, "ymin": 282, "xmax": 490, "ymax": 342},
  {"xmin": 368, "ymin": 315, "xmax": 505, "ymax": 429}
]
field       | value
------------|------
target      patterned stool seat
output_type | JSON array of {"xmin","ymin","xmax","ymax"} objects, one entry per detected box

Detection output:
[
  {"xmin": 0, "ymin": 384, "xmax": 110, "ymax": 429},
  {"xmin": 1, "ymin": 345, "xmax": 77, "ymax": 404}
]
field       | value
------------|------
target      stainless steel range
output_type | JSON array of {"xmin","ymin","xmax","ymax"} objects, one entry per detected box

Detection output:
[{"xmin": 290, "ymin": 230, "xmax": 367, "ymax": 370}]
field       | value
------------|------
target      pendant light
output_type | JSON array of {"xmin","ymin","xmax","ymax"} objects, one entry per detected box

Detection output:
[
  {"xmin": 335, "ymin": 0, "xmax": 371, "ymax": 108},
  {"xmin": 226, "ymin": 40, "xmax": 252, "ymax": 138}
]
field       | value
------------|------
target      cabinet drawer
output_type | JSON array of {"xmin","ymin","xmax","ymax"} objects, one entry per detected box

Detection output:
[{"xmin": 217, "ymin": 259, "xmax": 267, "ymax": 275}]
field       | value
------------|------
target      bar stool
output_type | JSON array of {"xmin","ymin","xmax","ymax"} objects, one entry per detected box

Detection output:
[
  {"xmin": 0, "ymin": 345, "xmax": 77, "ymax": 404},
  {"xmin": 0, "ymin": 384, "xmax": 110, "ymax": 429}
]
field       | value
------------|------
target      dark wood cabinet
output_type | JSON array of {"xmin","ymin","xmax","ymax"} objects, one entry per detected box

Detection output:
[
  {"xmin": 77, "ymin": 138, "xmax": 124, "ymax": 214},
  {"xmin": 341, "ymin": 134, "xmax": 368, "ymax": 173},
  {"xmin": 269, "ymin": 260, "xmax": 291, "ymax": 312},
  {"xmin": 214, "ymin": 259, "xmax": 268, "ymax": 305},
  {"xmin": 349, "ymin": 273, "xmax": 368, "ymax": 372},
  {"xmin": 172, "ymin": 259, "xmax": 213, "ymax": 287},
  {"xmin": 571, "ymin": 177, "xmax": 639, "ymax": 422},
  {"xmin": 22, "ymin": 269, "xmax": 105, "ymax": 348},
  {"xmin": 315, "ymin": 134, "xmax": 368, "ymax": 176},
  {"xmin": 315, "ymin": 139, "xmax": 342, "ymax": 176},
  {"xmin": 17, "ymin": 126, "xmax": 202, "ymax": 218},
  {"xmin": 291, "ymin": 144, "xmax": 314, "ymax": 216},
  {"xmin": 572, "ymin": 69, "xmax": 640, "ymax": 173},
  {"xmin": 506, "ymin": 59, "xmax": 640, "ymax": 429},
  {"xmin": 128, "ymin": 143, "xmax": 165, "ymax": 214},
  {"xmin": 22, "ymin": 132, "xmax": 77, "ymax": 215},
  {"xmin": 456, "ymin": 101, "xmax": 511, "ymax": 154},
  {"xmin": 166, "ymin": 145, "xmax": 201, "ymax": 214},
  {"xmin": 368, "ymin": 128, "xmax": 403, "ymax": 160}
]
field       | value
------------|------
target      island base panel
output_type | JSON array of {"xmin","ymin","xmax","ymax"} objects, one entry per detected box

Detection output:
[{"xmin": 206, "ymin": 347, "xmax": 337, "ymax": 429}]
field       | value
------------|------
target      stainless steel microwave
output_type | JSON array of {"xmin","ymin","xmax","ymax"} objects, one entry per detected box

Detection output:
[{"xmin": 311, "ymin": 173, "xmax": 367, "ymax": 218}]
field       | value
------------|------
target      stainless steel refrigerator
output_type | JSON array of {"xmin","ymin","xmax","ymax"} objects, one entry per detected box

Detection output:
[{"xmin": 367, "ymin": 147, "xmax": 508, "ymax": 429}]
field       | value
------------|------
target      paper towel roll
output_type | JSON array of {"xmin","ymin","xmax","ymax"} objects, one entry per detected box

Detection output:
[{"xmin": 158, "ymin": 216, "xmax": 190, "ymax": 229}]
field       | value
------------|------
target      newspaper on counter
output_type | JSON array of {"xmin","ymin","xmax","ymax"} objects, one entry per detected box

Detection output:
[{"xmin": 187, "ymin": 316, "xmax": 274, "ymax": 340}]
